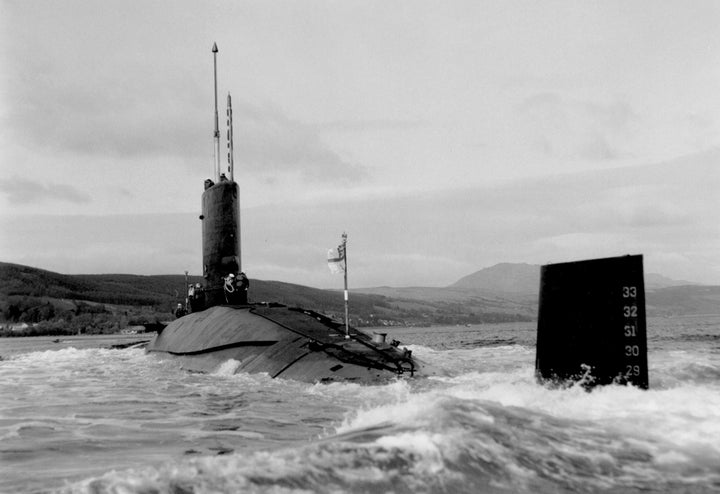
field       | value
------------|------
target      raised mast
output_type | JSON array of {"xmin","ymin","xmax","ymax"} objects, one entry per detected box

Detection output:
[
  {"xmin": 212, "ymin": 42, "xmax": 221, "ymax": 180},
  {"xmin": 227, "ymin": 91, "xmax": 239, "ymax": 273},
  {"xmin": 227, "ymin": 93, "xmax": 234, "ymax": 182}
]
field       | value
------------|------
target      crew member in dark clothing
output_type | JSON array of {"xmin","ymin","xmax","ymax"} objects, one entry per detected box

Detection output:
[
  {"xmin": 174, "ymin": 303, "xmax": 185, "ymax": 318},
  {"xmin": 238, "ymin": 272, "xmax": 249, "ymax": 304},
  {"xmin": 188, "ymin": 283, "xmax": 204, "ymax": 312}
]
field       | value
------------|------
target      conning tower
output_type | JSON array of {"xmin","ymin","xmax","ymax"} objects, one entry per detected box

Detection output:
[
  {"xmin": 201, "ymin": 178, "xmax": 240, "ymax": 306},
  {"xmin": 200, "ymin": 43, "xmax": 241, "ymax": 307}
]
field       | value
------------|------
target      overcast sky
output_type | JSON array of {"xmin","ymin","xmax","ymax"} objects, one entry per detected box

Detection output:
[{"xmin": 1, "ymin": 0, "xmax": 719, "ymax": 288}]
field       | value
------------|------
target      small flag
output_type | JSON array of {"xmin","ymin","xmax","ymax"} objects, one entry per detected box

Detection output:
[{"xmin": 327, "ymin": 247, "xmax": 345, "ymax": 274}]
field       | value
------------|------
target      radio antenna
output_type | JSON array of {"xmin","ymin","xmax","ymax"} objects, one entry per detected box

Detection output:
[{"xmin": 212, "ymin": 42, "xmax": 221, "ymax": 180}]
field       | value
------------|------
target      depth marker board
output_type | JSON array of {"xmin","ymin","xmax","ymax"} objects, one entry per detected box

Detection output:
[{"xmin": 535, "ymin": 254, "xmax": 649, "ymax": 389}]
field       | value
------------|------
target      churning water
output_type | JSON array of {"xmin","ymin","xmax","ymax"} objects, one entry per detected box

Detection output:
[{"xmin": 1, "ymin": 316, "xmax": 719, "ymax": 493}]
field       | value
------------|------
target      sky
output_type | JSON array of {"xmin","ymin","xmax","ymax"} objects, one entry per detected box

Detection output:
[{"xmin": 1, "ymin": 0, "xmax": 719, "ymax": 288}]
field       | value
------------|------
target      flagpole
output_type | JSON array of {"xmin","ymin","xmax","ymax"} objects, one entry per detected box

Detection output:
[
  {"xmin": 184, "ymin": 270, "xmax": 189, "ymax": 313},
  {"xmin": 342, "ymin": 232, "xmax": 349, "ymax": 338}
]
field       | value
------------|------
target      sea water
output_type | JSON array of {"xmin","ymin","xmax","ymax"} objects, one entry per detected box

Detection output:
[{"xmin": 0, "ymin": 316, "xmax": 719, "ymax": 493}]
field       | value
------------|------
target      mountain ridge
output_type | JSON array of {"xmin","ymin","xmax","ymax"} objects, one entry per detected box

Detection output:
[
  {"xmin": 1, "ymin": 261, "xmax": 716, "ymax": 336},
  {"xmin": 0, "ymin": 262, "xmax": 534, "ymax": 332},
  {"xmin": 447, "ymin": 262, "xmax": 698, "ymax": 293}
]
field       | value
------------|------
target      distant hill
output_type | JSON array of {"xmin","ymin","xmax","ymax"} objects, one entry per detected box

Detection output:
[
  {"xmin": 0, "ymin": 261, "xmax": 386, "ymax": 320},
  {"xmin": 449, "ymin": 263, "xmax": 540, "ymax": 294},
  {"xmin": 0, "ymin": 262, "xmax": 532, "ymax": 329},
  {"xmin": 0, "ymin": 262, "xmax": 196, "ymax": 308},
  {"xmin": 644, "ymin": 272, "xmax": 696, "ymax": 289},
  {"xmin": 645, "ymin": 285, "xmax": 720, "ymax": 317},
  {"xmin": 356, "ymin": 263, "xmax": 719, "ymax": 318},
  {"xmin": 2, "ymin": 262, "xmax": 716, "ymax": 334},
  {"xmin": 448, "ymin": 262, "xmax": 695, "ymax": 293}
]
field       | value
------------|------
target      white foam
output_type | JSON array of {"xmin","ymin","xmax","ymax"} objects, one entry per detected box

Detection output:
[
  {"xmin": 212, "ymin": 358, "xmax": 243, "ymax": 375},
  {"xmin": 329, "ymin": 357, "xmax": 720, "ymax": 477}
]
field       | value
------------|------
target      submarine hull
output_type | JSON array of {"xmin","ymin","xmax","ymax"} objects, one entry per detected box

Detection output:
[
  {"xmin": 147, "ymin": 305, "xmax": 425, "ymax": 383},
  {"xmin": 151, "ymin": 47, "xmax": 428, "ymax": 384}
]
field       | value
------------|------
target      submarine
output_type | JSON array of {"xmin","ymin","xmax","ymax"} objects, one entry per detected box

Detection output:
[{"xmin": 146, "ymin": 43, "xmax": 423, "ymax": 384}]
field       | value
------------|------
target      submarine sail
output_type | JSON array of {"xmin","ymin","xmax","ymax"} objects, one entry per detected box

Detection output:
[
  {"xmin": 201, "ymin": 178, "xmax": 241, "ymax": 307},
  {"xmin": 146, "ymin": 43, "xmax": 426, "ymax": 383}
]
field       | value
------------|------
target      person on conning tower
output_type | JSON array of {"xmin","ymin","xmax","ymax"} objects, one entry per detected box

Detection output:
[{"xmin": 238, "ymin": 272, "xmax": 249, "ymax": 304}]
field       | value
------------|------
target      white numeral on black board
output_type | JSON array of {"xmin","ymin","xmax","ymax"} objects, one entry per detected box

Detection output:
[
  {"xmin": 625, "ymin": 365, "xmax": 641, "ymax": 376},
  {"xmin": 624, "ymin": 324, "xmax": 636, "ymax": 337},
  {"xmin": 621, "ymin": 284, "xmax": 643, "ymax": 382},
  {"xmin": 622, "ymin": 286, "xmax": 637, "ymax": 298},
  {"xmin": 623, "ymin": 305, "xmax": 638, "ymax": 318}
]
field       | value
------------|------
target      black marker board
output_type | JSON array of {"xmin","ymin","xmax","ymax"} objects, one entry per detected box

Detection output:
[{"xmin": 535, "ymin": 254, "xmax": 648, "ymax": 389}]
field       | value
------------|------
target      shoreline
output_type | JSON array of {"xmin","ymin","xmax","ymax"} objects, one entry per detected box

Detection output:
[{"xmin": 0, "ymin": 333, "xmax": 153, "ymax": 358}]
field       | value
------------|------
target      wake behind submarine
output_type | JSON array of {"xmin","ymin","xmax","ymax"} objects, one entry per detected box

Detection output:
[{"xmin": 146, "ymin": 44, "xmax": 425, "ymax": 383}]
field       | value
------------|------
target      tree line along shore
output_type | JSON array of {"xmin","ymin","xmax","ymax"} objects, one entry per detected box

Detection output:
[{"xmin": 0, "ymin": 263, "xmax": 534, "ymax": 337}]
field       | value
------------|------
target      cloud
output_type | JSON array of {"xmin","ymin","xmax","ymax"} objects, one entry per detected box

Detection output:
[
  {"xmin": 2, "ymin": 17, "xmax": 364, "ymax": 185},
  {"xmin": 1, "ymin": 4, "xmax": 367, "ymax": 186},
  {"xmin": 117, "ymin": 187, "xmax": 135, "ymax": 198},
  {"xmin": 2, "ymin": 148, "xmax": 718, "ymax": 286},
  {"xmin": 233, "ymin": 101, "xmax": 368, "ymax": 183},
  {"xmin": 4, "ymin": 57, "xmax": 365, "ymax": 185},
  {"xmin": 0, "ymin": 213, "xmax": 197, "ymax": 275},
  {"xmin": 516, "ymin": 92, "xmax": 637, "ymax": 162},
  {"xmin": 313, "ymin": 118, "xmax": 425, "ymax": 133},
  {"xmin": 3, "ymin": 54, "xmax": 207, "ymax": 163},
  {"xmin": 0, "ymin": 177, "xmax": 91, "ymax": 205}
]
